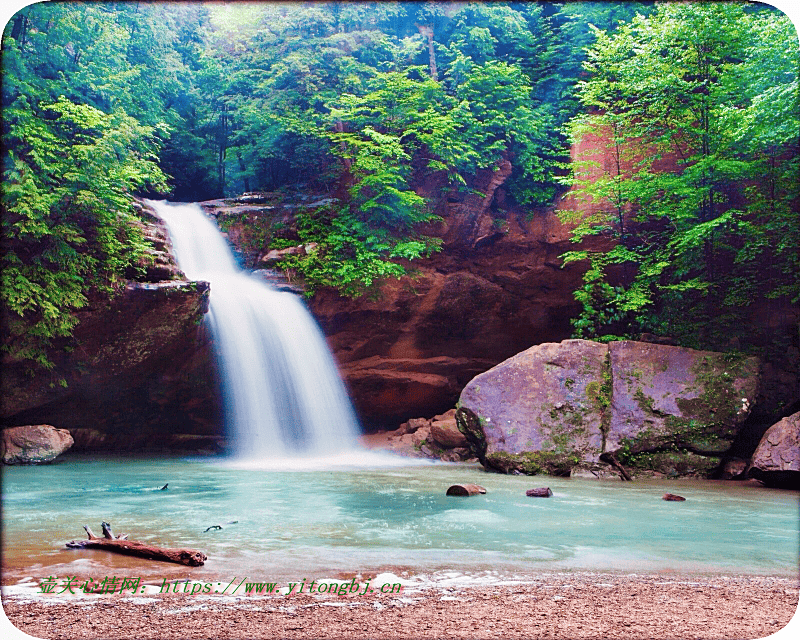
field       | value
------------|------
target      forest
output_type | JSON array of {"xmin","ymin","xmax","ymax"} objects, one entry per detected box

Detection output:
[{"xmin": 2, "ymin": 1, "xmax": 798, "ymax": 369}]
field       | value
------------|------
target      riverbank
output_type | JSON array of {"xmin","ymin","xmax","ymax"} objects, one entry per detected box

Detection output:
[{"xmin": 3, "ymin": 572, "xmax": 798, "ymax": 639}]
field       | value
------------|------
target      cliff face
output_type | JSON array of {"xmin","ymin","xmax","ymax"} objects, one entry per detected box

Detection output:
[
  {"xmin": 308, "ymin": 207, "xmax": 595, "ymax": 427},
  {"xmin": 302, "ymin": 160, "xmax": 615, "ymax": 428},
  {"xmin": 1, "ymin": 209, "xmax": 222, "ymax": 452}
]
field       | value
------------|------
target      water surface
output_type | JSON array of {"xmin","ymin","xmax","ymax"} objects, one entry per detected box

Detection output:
[{"xmin": 3, "ymin": 456, "xmax": 797, "ymax": 588}]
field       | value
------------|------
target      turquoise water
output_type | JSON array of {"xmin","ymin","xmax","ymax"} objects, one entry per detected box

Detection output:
[{"xmin": 2, "ymin": 456, "xmax": 798, "ymax": 586}]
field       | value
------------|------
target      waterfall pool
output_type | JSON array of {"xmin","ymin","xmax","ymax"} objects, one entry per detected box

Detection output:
[{"xmin": 2, "ymin": 455, "xmax": 798, "ymax": 593}]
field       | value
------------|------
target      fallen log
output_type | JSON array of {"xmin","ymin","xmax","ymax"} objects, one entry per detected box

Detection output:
[
  {"xmin": 66, "ymin": 522, "xmax": 207, "ymax": 566},
  {"xmin": 599, "ymin": 452, "xmax": 632, "ymax": 481},
  {"xmin": 525, "ymin": 487, "xmax": 553, "ymax": 498},
  {"xmin": 446, "ymin": 483, "xmax": 486, "ymax": 496}
]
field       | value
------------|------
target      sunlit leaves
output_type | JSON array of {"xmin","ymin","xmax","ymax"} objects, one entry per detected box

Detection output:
[{"xmin": 559, "ymin": 2, "xmax": 799, "ymax": 348}]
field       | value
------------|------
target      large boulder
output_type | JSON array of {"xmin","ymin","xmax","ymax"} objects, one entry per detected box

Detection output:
[
  {"xmin": 1, "ymin": 425, "xmax": 74, "ymax": 464},
  {"xmin": 607, "ymin": 340, "xmax": 760, "ymax": 458},
  {"xmin": 458, "ymin": 340, "xmax": 609, "ymax": 475},
  {"xmin": 456, "ymin": 340, "xmax": 761, "ymax": 477},
  {"xmin": 749, "ymin": 412, "xmax": 800, "ymax": 489}
]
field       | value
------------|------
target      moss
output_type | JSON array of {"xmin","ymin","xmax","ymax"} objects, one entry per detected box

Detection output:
[
  {"xmin": 485, "ymin": 450, "xmax": 580, "ymax": 477},
  {"xmin": 619, "ymin": 450, "xmax": 720, "ymax": 477},
  {"xmin": 585, "ymin": 352, "xmax": 612, "ymax": 448},
  {"xmin": 675, "ymin": 353, "xmax": 754, "ymax": 434},
  {"xmin": 616, "ymin": 418, "xmax": 729, "ymax": 476},
  {"xmin": 634, "ymin": 388, "xmax": 655, "ymax": 414},
  {"xmin": 455, "ymin": 407, "xmax": 488, "ymax": 460}
]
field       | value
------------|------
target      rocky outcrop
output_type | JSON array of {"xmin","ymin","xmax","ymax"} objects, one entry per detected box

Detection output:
[
  {"xmin": 380, "ymin": 409, "xmax": 475, "ymax": 462},
  {"xmin": 443, "ymin": 158, "xmax": 513, "ymax": 249},
  {"xmin": 200, "ymin": 173, "xmax": 598, "ymax": 429},
  {"xmin": 749, "ymin": 412, "xmax": 800, "ymax": 489},
  {"xmin": 308, "ymin": 211, "xmax": 594, "ymax": 426},
  {"xmin": 456, "ymin": 339, "xmax": 760, "ymax": 477},
  {"xmin": 1, "ymin": 275, "xmax": 219, "ymax": 449},
  {"xmin": 1, "ymin": 425, "xmax": 74, "ymax": 464}
]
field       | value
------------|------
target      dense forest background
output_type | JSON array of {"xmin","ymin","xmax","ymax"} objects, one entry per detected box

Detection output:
[{"xmin": 2, "ymin": 1, "xmax": 798, "ymax": 370}]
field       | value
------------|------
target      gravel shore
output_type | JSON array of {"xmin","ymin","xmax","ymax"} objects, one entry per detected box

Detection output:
[{"xmin": 3, "ymin": 572, "xmax": 798, "ymax": 640}]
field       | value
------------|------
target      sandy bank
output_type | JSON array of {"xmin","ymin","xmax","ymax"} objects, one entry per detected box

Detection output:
[{"xmin": 3, "ymin": 572, "xmax": 798, "ymax": 639}]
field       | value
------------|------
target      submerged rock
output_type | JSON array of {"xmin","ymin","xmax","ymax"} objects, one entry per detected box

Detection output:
[
  {"xmin": 749, "ymin": 411, "xmax": 800, "ymax": 489},
  {"xmin": 1, "ymin": 425, "xmax": 74, "ymax": 464},
  {"xmin": 456, "ymin": 339, "xmax": 760, "ymax": 478}
]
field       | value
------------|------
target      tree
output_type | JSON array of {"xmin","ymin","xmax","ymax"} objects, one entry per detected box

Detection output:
[
  {"xmin": 2, "ymin": 3, "xmax": 171, "ymax": 368},
  {"xmin": 559, "ymin": 3, "xmax": 799, "ymax": 349}
]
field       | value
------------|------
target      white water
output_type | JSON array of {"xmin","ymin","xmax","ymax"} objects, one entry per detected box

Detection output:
[{"xmin": 149, "ymin": 201, "xmax": 362, "ymax": 461}]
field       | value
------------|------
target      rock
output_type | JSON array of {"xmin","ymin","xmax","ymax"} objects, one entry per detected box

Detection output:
[
  {"xmin": 749, "ymin": 411, "xmax": 800, "ymax": 489},
  {"xmin": 429, "ymin": 422, "xmax": 468, "ymax": 449},
  {"xmin": 444, "ymin": 158, "xmax": 513, "ymax": 249},
  {"xmin": 434, "ymin": 409, "xmax": 457, "ymax": 421},
  {"xmin": 1, "ymin": 425, "xmax": 74, "ymax": 464},
  {"xmin": 1, "ymin": 280, "xmax": 219, "ymax": 446},
  {"xmin": 662, "ymin": 493, "xmax": 686, "ymax": 502},
  {"xmin": 337, "ymin": 356, "xmax": 487, "ymax": 429},
  {"xmin": 396, "ymin": 417, "xmax": 430, "ymax": 436},
  {"xmin": 457, "ymin": 339, "xmax": 761, "ymax": 477},
  {"xmin": 446, "ymin": 484, "xmax": 487, "ymax": 496},
  {"xmin": 458, "ymin": 340, "xmax": 609, "ymax": 475},
  {"xmin": 260, "ymin": 246, "xmax": 304, "ymax": 265},
  {"xmin": 525, "ymin": 487, "xmax": 553, "ymax": 497},
  {"xmin": 439, "ymin": 450, "xmax": 462, "ymax": 462},
  {"xmin": 411, "ymin": 426, "xmax": 431, "ymax": 448},
  {"xmin": 607, "ymin": 341, "xmax": 759, "ymax": 456},
  {"xmin": 719, "ymin": 458, "xmax": 748, "ymax": 480}
]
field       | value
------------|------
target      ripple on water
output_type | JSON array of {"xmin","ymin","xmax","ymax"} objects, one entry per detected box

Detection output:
[{"xmin": 2, "ymin": 458, "xmax": 798, "ymax": 581}]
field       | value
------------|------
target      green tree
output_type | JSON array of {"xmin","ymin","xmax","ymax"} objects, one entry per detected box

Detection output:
[
  {"xmin": 2, "ymin": 3, "xmax": 171, "ymax": 368},
  {"xmin": 559, "ymin": 3, "xmax": 799, "ymax": 349}
]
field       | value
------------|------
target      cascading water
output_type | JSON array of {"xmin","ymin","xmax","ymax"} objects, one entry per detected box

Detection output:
[{"xmin": 149, "ymin": 200, "xmax": 362, "ymax": 460}]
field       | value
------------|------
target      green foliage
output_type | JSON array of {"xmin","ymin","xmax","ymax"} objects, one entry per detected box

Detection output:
[
  {"xmin": 559, "ymin": 3, "xmax": 799, "ymax": 349},
  {"xmin": 2, "ymin": 6, "xmax": 172, "ymax": 369},
  {"xmin": 276, "ymin": 204, "xmax": 441, "ymax": 297}
]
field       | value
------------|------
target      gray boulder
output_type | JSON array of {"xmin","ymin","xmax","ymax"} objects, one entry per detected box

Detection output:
[
  {"xmin": 458, "ymin": 339, "xmax": 608, "ymax": 475},
  {"xmin": 1, "ymin": 425, "xmax": 74, "ymax": 464},
  {"xmin": 749, "ymin": 412, "xmax": 800, "ymax": 488},
  {"xmin": 457, "ymin": 339, "xmax": 760, "ymax": 477}
]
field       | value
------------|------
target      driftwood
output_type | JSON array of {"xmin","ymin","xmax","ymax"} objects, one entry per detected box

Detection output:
[
  {"xmin": 526, "ymin": 487, "xmax": 553, "ymax": 498},
  {"xmin": 662, "ymin": 493, "xmax": 686, "ymax": 502},
  {"xmin": 446, "ymin": 483, "xmax": 486, "ymax": 496},
  {"xmin": 66, "ymin": 522, "xmax": 207, "ymax": 566},
  {"xmin": 599, "ymin": 452, "xmax": 633, "ymax": 481},
  {"xmin": 204, "ymin": 520, "xmax": 238, "ymax": 533}
]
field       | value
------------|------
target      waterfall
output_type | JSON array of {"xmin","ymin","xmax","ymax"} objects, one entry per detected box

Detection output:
[{"xmin": 149, "ymin": 200, "xmax": 362, "ymax": 460}]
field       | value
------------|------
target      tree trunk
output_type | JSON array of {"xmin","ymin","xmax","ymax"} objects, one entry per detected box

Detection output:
[{"xmin": 66, "ymin": 522, "xmax": 207, "ymax": 566}]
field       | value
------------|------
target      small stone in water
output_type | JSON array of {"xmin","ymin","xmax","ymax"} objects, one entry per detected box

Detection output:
[{"xmin": 526, "ymin": 488, "xmax": 553, "ymax": 498}]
